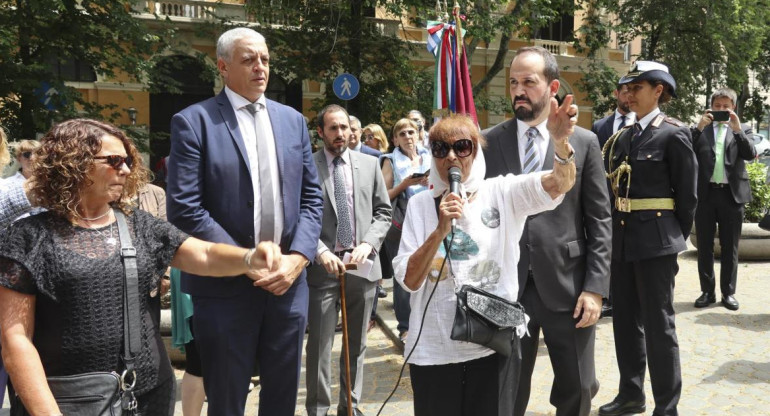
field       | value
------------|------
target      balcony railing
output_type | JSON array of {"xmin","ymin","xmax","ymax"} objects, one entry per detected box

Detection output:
[
  {"xmin": 534, "ymin": 39, "xmax": 569, "ymax": 56},
  {"xmin": 135, "ymin": 1, "xmax": 253, "ymax": 23}
]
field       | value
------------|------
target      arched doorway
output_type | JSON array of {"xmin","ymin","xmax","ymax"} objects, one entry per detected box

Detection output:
[{"xmin": 149, "ymin": 55, "xmax": 215, "ymax": 173}]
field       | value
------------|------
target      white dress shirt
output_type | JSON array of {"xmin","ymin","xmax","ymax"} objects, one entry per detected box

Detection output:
[
  {"xmin": 614, "ymin": 110, "xmax": 636, "ymax": 133},
  {"xmin": 224, "ymin": 86, "xmax": 284, "ymax": 245}
]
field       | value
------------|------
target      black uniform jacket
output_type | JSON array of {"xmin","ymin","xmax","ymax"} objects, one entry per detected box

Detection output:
[{"xmin": 605, "ymin": 113, "xmax": 698, "ymax": 262}]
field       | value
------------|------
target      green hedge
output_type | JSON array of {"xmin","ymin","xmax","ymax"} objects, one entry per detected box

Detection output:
[{"xmin": 745, "ymin": 161, "xmax": 770, "ymax": 223}]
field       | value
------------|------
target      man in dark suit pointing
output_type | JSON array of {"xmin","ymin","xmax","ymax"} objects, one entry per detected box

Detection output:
[
  {"xmin": 691, "ymin": 87, "xmax": 756, "ymax": 311},
  {"xmin": 483, "ymin": 46, "xmax": 612, "ymax": 416}
]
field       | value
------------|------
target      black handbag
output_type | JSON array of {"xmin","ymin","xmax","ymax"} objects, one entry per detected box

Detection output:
[
  {"xmin": 450, "ymin": 284, "xmax": 527, "ymax": 357},
  {"xmin": 11, "ymin": 210, "xmax": 141, "ymax": 416},
  {"xmin": 429, "ymin": 196, "xmax": 527, "ymax": 357}
]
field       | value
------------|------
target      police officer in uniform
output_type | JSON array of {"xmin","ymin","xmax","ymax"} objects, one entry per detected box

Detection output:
[{"xmin": 599, "ymin": 62, "xmax": 697, "ymax": 416}]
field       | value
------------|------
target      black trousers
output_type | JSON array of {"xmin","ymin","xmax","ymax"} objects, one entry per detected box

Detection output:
[
  {"xmin": 695, "ymin": 187, "xmax": 743, "ymax": 296},
  {"xmin": 515, "ymin": 281, "xmax": 598, "ymax": 416},
  {"xmin": 611, "ymin": 254, "xmax": 681, "ymax": 416},
  {"xmin": 410, "ymin": 342, "xmax": 520, "ymax": 416}
]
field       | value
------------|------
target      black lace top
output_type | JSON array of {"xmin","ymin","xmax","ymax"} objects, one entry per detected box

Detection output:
[{"xmin": 0, "ymin": 209, "xmax": 188, "ymax": 395}]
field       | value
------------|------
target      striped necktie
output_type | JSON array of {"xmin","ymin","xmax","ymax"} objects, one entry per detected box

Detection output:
[{"xmin": 522, "ymin": 127, "xmax": 541, "ymax": 174}]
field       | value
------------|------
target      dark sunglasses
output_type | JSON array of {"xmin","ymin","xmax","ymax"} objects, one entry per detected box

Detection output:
[
  {"xmin": 430, "ymin": 139, "xmax": 474, "ymax": 159},
  {"xmin": 21, "ymin": 151, "xmax": 32, "ymax": 159},
  {"xmin": 94, "ymin": 155, "xmax": 133, "ymax": 170}
]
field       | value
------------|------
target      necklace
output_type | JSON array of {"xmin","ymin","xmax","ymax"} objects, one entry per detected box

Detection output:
[
  {"xmin": 78, "ymin": 207, "xmax": 112, "ymax": 222},
  {"xmin": 105, "ymin": 221, "xmax": 117, "ymax": 246}
]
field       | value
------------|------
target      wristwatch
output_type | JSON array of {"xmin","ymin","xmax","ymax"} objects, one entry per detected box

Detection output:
[{"xmin": 554, "ymin": 149, "xmax": 575, "ymax": 165}]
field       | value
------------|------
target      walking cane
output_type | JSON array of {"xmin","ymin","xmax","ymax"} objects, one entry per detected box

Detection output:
[{"xmin": 339, "ymin": 270, "xmax": 354, "ymax": 416}]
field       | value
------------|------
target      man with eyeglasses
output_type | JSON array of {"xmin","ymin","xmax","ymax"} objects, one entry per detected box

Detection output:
[
  {"xmin": 408, "ymin": 110, "xmax": 430, "ymax": 149},
  {"xmin": 482, "ymin": 46, "xmax": 611, "ymax": 416},
  {"xmin": 347, "ymin": 115, "xmax": 381, "ymax": 158}
]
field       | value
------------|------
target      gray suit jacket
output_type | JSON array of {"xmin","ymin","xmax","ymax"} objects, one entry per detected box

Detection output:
[
  {"xmin": 482, "ymin": 119, "xmax": 612, "ymax": 312},
  {"xmin": 310, "ymin": 150, "xmax": 392, "ymax": 281}
]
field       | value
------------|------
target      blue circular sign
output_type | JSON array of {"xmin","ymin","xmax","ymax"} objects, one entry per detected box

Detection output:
[{"xmin": 332, "ymin": 73, "xmax": 360, "ymax": 100}]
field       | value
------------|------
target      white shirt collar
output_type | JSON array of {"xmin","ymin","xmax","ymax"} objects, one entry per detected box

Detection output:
[
  {"xmin": 516, "ymin": 118, "xmax": 548, "ymax": 140},
  {"xmin": 636, "ymin": 108, "xmax": 661, "ymax": 131},
  {"xmin": 324, "ymin": 147, "xmax": 351, "ymax": 168},
  {"xmin": 224, "ymin": 86, "xmax": 267, "ymax": 112}
]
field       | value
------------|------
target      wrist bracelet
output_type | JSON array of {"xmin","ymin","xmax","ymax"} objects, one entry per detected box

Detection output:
[
  {"xmin": 243, "ymin": 248, "xmax": 256, "ymax": 268},
  {"xmin": 553, "ymin": 150, "xmax": 575, "ymax": 165}
]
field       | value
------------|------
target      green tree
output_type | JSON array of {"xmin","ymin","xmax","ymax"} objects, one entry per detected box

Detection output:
[
  {"xmin": 0, "ymin": 0, "xmax": 171, "ymax": 140},
  {"xmin": 577, "ymin": 0, "xmax": 770, "ymax": 122}
]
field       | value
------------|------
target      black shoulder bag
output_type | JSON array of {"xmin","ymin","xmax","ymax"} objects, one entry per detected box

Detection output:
[
  {"xmin": 430, "ymin": 197, "xmax": 527, "ymax": 357},
  {"xmin": 12, "ymin": 210, "xmax": 140, "ymax": 416}
]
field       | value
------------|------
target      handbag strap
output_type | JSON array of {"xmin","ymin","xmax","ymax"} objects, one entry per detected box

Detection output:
[{"xmin": 115, "ymin": 210, "xmax": 141, "ymax": 390}]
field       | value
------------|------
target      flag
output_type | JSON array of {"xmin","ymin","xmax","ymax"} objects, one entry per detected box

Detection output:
[{"xmin": 426, "ymin": 9, "xmax": 477, "ymax": 126}]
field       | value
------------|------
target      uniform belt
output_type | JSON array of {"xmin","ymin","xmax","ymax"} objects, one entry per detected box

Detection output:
[
  {"xmin": 710, "ymin": 182, "xmax": 728, "ymax": 188},
  {"xmin": 616, "ymin": 197, "xmax": 675, "ymax": 211},
  {"xmin": 629, "ymin": 198, "xmax": 674, "ymax": 210}
]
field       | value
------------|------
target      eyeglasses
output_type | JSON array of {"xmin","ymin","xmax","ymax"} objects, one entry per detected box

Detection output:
[
  {"xmin": 363, "ymin": 134, "xmax": 375, "ymax": 140},
  {"xmin": 430, "ymin": 139, "xmax": 474, "ymax": 159},
  {"xmin": 21, "ymin": 152, "xmax": 32, "ymax": 159},
  {"xmin": 94, "ymin": 155, "xmax": 133, "ymax": 170}
]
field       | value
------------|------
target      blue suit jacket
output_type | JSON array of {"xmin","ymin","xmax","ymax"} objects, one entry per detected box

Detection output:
[
  {"xmin": 167, "ymin": 90, "xmax": 324, "ymax": 297},
  {"xmin": 591, "ymin": 113, "xmax": 615, "ymax": 149},
  {"xmin": 359, "ymin": 144, "xmax": 382, "ymax": 158}
]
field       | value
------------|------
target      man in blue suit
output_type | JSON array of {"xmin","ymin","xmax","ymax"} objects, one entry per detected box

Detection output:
[
  {"xmin": 167, "ymin": 27, "xmax": 324, "ymax": 416},
  {"xmin": 348, "ymin": 115, "xmax": 382, "ymax": 157},
  {"xmin": 591, "ymin": 82, "xmax": 635, "ymax": 149}
]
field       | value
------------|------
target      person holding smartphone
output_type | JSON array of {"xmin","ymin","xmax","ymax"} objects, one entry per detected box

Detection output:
[
  {"xmin": 691, "ymin": 88, "xmax": 756, "ymax": 311},
  {"xmin": 381, "ymin": 118, "xmax": 432, "ymax": 343}
]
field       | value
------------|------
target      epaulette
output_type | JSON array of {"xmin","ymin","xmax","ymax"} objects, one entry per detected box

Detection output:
[{"xmin": 664, "ymin": 116, "xmax": 685, "ymax": 127}]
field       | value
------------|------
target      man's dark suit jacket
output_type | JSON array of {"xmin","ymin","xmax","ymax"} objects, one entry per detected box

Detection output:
[
  {"xmin": 482, "ymin": 119, "xmax": 612, "ymax": 311},
  {"xmin": 167, "ymin": 90, "xmax": 324, "ymax": 297},
  {"xmin": 691, "ymin": 123, "xmax": 756, "ymax": 205},
  {"xmin": 591, "ymin": 113, "xmax": 616, "ymax": 149}
]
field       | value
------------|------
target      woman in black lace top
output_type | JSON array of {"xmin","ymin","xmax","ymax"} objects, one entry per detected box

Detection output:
[{"xmin": 0, "ymin": 119, "xmax": 283, "ymax": 416}]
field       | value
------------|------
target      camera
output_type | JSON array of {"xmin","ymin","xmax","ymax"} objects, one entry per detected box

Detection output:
[{"xmin": 710, "ymin": 110, "xmax": 730, "ymax": 122}]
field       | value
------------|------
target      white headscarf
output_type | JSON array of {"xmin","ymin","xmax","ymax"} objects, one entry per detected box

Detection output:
[{"xmin": 429, "ymin": 143, "xmax": 487, "ymax": 199}]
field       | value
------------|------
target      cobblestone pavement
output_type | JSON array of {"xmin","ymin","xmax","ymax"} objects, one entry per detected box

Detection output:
[{"xmin": 2, "ymin": 243, "xmax": 768, "ymax": 416}]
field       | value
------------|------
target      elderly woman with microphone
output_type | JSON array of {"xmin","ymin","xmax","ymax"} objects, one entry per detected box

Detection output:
[{"xmin": 393, "ymin": 96, "xmax": 578, "ymax": 416}]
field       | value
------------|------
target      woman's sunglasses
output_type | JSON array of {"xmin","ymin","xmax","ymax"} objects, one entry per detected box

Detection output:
[
  {"xmin": 94, "ymin": 155, "xmax": 133, "ymax": 170},
  {"xmin": 430, "ymin": 139, "xmax": 474, "ymax": 159},
  {"xmin": 21, "ymin": 151, "xmax": 32, "ymax": 159}
]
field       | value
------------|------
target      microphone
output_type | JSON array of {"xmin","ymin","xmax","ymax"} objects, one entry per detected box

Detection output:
[{"xmin": 448, "ymin": 167, "xmax": 462, "ymax": 233}]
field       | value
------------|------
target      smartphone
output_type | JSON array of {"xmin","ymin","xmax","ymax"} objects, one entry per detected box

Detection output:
[
  {"xmin": 410, "ymin": 171, "xmax": 428, "ymax": 179},
  {"xmin": 710, "ymin": 110, "xmax": 730, "ymax": 122}
]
